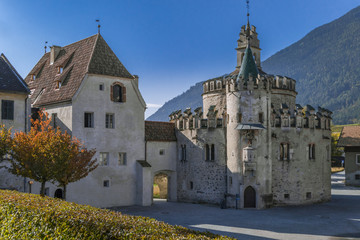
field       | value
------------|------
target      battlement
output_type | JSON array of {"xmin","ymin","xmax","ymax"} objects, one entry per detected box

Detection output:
[
  {"xmin": 169, "ymin": 106, "xmax": 226, "ymax": 131},
  {"xmin": 271, "ymin": 104, "xmax": 332, "ymax": 130},
  {"xmin": 202, "ymin": 77, "xmax": 226, "ymax": 94}
]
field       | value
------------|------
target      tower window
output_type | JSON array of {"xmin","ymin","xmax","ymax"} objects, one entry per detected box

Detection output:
[
  {"xmin": 280, "ymin": 143, "xmax": 290, "ymax": 161},
  {"xmin": 259, "ymin": 112, "xmax": 263, "ymax": 123},
  {"xmin": 308, "ymin": 144, "xmax": 315, "ymax": 160},
  {"xmin": 99, "ymin": 84, "xmax": 104, "ymax": 91},
  {"xmin": 306, "ymin": 192, "xmax": 312, "ymax": 199}
]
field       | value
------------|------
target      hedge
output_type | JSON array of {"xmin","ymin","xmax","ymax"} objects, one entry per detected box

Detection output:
[{"xmin": 0, "ymin": 190, "xmax": 233, "ymax": 239}]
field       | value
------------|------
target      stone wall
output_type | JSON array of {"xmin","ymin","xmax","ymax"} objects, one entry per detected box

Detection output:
[{"xmin": 176, "ymin": 128, "xmax": 226, "ymax": 205}]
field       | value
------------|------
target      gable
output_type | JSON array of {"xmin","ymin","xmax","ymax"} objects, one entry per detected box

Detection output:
[{"xmin": 0, "ymin": 54, "xmax": 29, "ymax": 94}]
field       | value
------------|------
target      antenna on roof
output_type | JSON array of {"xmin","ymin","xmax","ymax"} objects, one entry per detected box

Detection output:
[
  {"xmin": 44, "ymin": 41, "xmax": 48, "ymax": 54},
  {"xmin": 96, "ymin": 19, "xmax": 101, "ymax": 34}
]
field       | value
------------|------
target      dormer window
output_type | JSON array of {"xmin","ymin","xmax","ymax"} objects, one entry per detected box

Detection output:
[
  {"xmin": 110, "ymin": 82, "xmax": 126, "ymax": 103},
  {"xmin": 57, "ymin": 66, "xmax": 64, "ymax": 74},
  {"xmin": 55, "ymin": 81, "xmax": 61, "ymax": 89},
  {"xmin": 30, "ymin": 74, "xmax": 36, "ymax": 81}
]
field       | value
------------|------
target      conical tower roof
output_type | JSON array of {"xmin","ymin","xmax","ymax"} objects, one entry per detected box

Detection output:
[{"xmin": 238, "ymin": 43, "xmax": 258, "ymax": 81}]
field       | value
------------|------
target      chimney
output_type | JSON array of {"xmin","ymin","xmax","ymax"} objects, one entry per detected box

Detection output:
[
  {"xmin": 50, "ymin": 45, "xmax": 61, "ymax": 65},
  {"xmin": 133, "ymin": 75, "xmax": 139, "ymax": 87}
]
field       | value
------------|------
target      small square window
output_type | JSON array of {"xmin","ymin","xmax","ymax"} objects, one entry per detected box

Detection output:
[
  {"xmin": 284, "ymin": 194, "xmax": 290, "ymax": 199},
  {"xmin": 103, "ymin": 180, "xmax": 110, "ymax": 187},
  {"xmin": 355, "ymin": 174, "xmax": 360, "ymax": 180},
  {"xmin": 159, "ymin": 149, "xmax": 165, "ymax": 155},
  {"xmin": 99, "ymin": 152, "xmax": 109, "ymax": 166},
  {"xmin": 84, "ymin": 112, "xmax": 94, "ymax": 128},
  {"xmin": 118, "ymin": 152, "xmax": 127, "ymax": 165},
  {"xmin": 306, "ymin": 192, "xmax": 312, "ymax": 199},
  {"xmin": 105, "ymin": 113, "xmax": 114, "ymax": 129},
  {"xmin": 99, "ymin": 84, "xmax": 104, "ymax": 91}
]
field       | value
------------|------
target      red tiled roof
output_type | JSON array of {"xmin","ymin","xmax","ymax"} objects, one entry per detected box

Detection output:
[
  {"xmin": 145, "ymin": 121, "xmax": 177, "ymax": 142},
  {"xmin": 337, "ymin": 125, "xmax": 360, "ymax": 147},
  {"xmin": 25, "ymin": 34, "xmax": 134, "ymax": 107}
]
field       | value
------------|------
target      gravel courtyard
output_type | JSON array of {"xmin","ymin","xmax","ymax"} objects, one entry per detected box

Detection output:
[{"xmin": 114, "ymin": 171, "xmax": 360, "ymax": 240}]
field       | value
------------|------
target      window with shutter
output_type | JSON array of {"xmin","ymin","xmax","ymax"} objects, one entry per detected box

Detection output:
[{"xmin": 111, "ymin": 82, "xmax": 126, "ymax": 103}]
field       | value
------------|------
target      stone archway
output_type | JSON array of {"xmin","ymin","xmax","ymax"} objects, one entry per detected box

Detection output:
[
  {"xmin": 54, "ymin": 188, "xmax": 63, "ymax": 199},
  {"xmin": 153, "ymin": 173, "xmax": 168, "ymax": 199},
  {"xmin": 244, "ymin": 186, "xmax": 256, "ymax": 208}
]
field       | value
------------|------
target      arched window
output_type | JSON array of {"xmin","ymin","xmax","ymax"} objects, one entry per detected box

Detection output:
[{"xmin": 111, "ymin": 82, "xmax": 126, "ymax": 102}]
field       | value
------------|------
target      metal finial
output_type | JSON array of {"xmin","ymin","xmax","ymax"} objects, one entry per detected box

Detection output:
[
  {"xmin": 96, "ymin": 19, "xmax": 101, "ymax": 34},
  {"xmin": 246, "ymin": 0, "xmax": 250, "ymax": 23},
  {"xmin": 44, "ymin": 41, "xmax": 48, "ymax": 54}
]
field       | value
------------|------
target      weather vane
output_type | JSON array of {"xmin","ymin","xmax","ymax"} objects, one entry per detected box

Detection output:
[
  {"xmin": 246, "ymin": 0, "xmax": 250, "ymax": 22},
  {"xmin": 96, "ymin": 19, "xmax": 101, "ymax": 34},
  {"xmin": 44, "ymin": 41, "xmax": 48, "ymax": 54}
]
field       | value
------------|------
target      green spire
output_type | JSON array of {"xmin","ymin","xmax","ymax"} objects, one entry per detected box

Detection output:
[{"xmin": 238, "ymin": 43, "xmax": 259, "ymax": 81}]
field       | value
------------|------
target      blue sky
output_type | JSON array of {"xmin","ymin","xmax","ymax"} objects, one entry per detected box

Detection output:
[{"xmin": 1, "ymin": 0, "xmax": 359, "ymax": 117}]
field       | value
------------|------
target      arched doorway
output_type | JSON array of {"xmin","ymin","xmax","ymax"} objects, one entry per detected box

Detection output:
[
  {"xmin": 244, "ymin": 186, "xmax": 256, "ymax": 208},
  {"xmin": 54, "ymin": 188, "xmax": 63, "ymax": 199},
  {"xmin": 153, "ymin": 173, "xmax": 168, "ymax": 200}
]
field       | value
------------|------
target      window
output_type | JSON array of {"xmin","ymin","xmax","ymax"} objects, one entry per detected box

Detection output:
[
  {"xmin": 1, "ymin": 100, "xmax": 14, "ymax": 120},
  {"xmin": 217, "ymin": 81, "xmax": 221, "ymax": 89},
  {"xmin": 181, "ymin": 144, "xmax": 186, "ymax": 161},
  {"xmin": 356, "ymin": 155, "xmax": 360, "ymax": 165},
  {"xmin": 159, "ymin": 149, "xmax": 165, "ymax": 155},
  {"xmin": 57, "ymin": 66, "xmax": 63, "ymax": 74},
  {"xmin": 99, "ymin": 84, "xmax": 104, "ymax": 91},
  {"xmin": 306, "ymin": 192, "xmax": 312, "ymax": 199},
  {"xmin": 211, "ymin": 144, "xmax": 215, "ymax": 161},
  {"xmin": 30, "ymin": 74, "xmax": 36, "ymax": 81},
  {"xmin": 103, "ymin": 180, "xmax": 110, "ymax": 187},
  {"xmin": 111, "ymin": 82, "xmax": 126, "ymax": 102},
  {"xmin": 99, "ymin": 152, "xmax": 109, "ymax": 166},
  {"xmin": 229, "ymin": 176, "xmax": 233, "ymax": 186},
  {"xmin": 118, "ymin": 152, "xmax": 127, "ymax": 165},
  {"xmin": 84, "ymin": 112, "xmax": 94, "ymax": 128},
  {"xmin": 284, "ymin": 194, "xmax": 290, "ymax": 199},
  {"xmin": 52, "ymin": 113, "xmax": 57, "ymax": 128},
  {"xmin": 190, "ymin": 181, "xmax": 194, "ymax": 190},
  {"xmin": 210, "ymin": 82, "xmax": 214, "ymax": 91},
  {"xmin": 205, "ymin": 144, "xmax": 215, "ymax": 161},
  {"xmin": 280, "ymin": 143, "xmax": 290, "ymax": 161},
  {"xmin": 259, "ymin": 112, "xmax": 263, "ymax": 123},
  {"xmin": 105, "ymin": 113, "xmax": 114, "ymax": 129},
  {"xmin": 355, "ymin": 175, "xmax": 360, "ymax": 180},
  {"xmin": 309, "ymin": 144, "xmax": 315, "ymax": 160},
  {"xmin": 237, "ymin": 113, "xmax": 242, "ymax": 123}
]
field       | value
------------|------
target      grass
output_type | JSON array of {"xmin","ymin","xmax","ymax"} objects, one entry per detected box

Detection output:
[
  {"xmin": 331, "ymin": 167, "xmax": 344, "ymax": 173},
  {"xmin": 0, "ymin": 190, "xmax": 234, "ymax": 240}
]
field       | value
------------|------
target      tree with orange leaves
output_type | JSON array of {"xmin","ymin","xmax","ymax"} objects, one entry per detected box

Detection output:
[
  {"xmin": 9, "ymin": 110, "xmax": 97, "ymax": 198},
  {"xmin": 51, "ymin": 130, "xmax": 97, "ymax": 200},
  {"xmin": 0, "ymin": 125, "xmax": 12, "ymax": 166},
  {"xmin": 10, "ymin": 111, "xmax": 55, "ymax": 196}
]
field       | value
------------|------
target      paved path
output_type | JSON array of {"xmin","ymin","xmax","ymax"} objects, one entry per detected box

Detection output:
[{"xmin": 113, "ymin": 171, "xmax": 360, "ymax": 240}]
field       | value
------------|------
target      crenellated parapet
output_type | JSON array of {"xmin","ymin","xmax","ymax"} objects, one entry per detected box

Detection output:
[
  {"xmin": 202, "ymin": 76, "xmax": 226, "ymax": 95},
  {"xmin": 169, "ymin": 105, "xmax": 226, "ymax": 131},
  {"xmin": 270, "ymin": 103, "xmax": 332, "ymax": 130}
]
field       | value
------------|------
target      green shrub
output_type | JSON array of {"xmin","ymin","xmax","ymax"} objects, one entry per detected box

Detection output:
[{"xmin": 0, "ymin": 190, "xmax": 233, "ymax": 239}]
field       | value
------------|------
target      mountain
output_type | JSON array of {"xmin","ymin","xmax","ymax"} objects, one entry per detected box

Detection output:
[{"xmin": 148, "ymin": 6, "xmax": 360, "ymax": 124}]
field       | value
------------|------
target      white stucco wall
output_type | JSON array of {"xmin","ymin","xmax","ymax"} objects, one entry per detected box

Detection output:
[
  {"xmin": 0, "ymin": 92, "xmax": 30, "ymax": 191},
  {"xmin": 146, "ymin": 141, "xmax": 177, "ymax": 202},
  {"xmin": 30, "ymin": 74, "xmax": 146, "ymax": 208}
]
